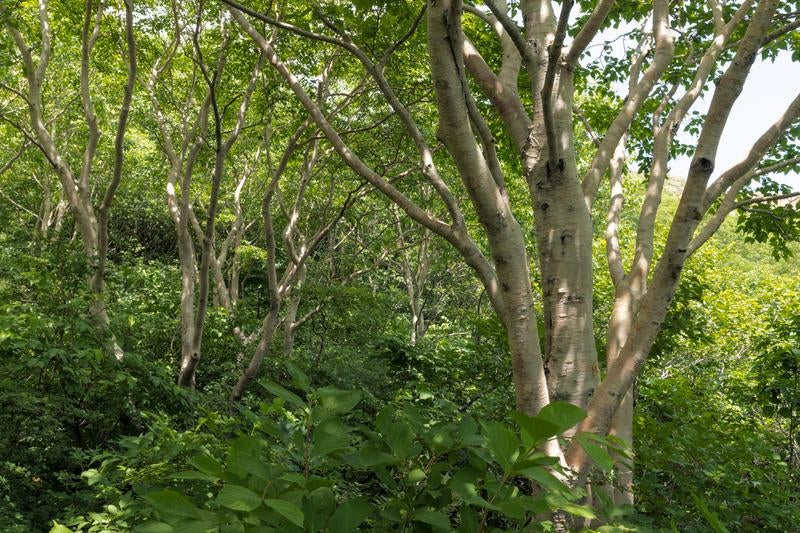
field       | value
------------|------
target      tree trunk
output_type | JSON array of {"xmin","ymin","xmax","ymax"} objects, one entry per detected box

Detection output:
[{"xmin": 529, "ymin": 68, "xmax": 599, "ymax": 412}]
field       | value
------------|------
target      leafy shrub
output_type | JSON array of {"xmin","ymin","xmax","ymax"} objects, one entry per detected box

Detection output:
[{"xmin": 57, "ymin": 364, "xmax": 620, "ymax": 532}]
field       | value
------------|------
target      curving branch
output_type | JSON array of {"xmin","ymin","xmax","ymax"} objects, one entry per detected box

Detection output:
[
  {"xmin": 688, "ymin": 155, "xmax": 800, "ymax": 256},
  {"xmin": 219, "ymin": 0, "xmax": 466, "ymax": 231},
  {"xmin": 582, "ymin": 0, "xmax": 675, "ymax": 208},
  {"xmin": 224, "ymin": 3, "xmax": 503, "ymax": 313},
  {"xmin": 564, "ymin": 0, "xmax": 616, "ymax": 66},
  {"xmin": 462, "ymin": 38, "xmax": 530, "ymax": 151},
  {"xmin": 703, "ymin": 92, "xmax": 800, "ymax": 211},
  {"xmin": 483, "ymin": 0, "xmax": 537, "ymax": 69},
  {"xmin": 541, "ymin": 0, "xmax": 574, "ymax": 168}
]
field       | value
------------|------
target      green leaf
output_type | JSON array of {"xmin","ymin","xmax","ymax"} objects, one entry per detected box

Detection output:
[
  {"xmin": 538, "ymin": 402, "xmax": 586, "ymax": 432},
  {"xmin": 512, "ymin": 452, "xmax": 559, "ymax": 471},
  {"xmin": 558, "ymin": 501, "xmax": 596, "ymax": 519},
  {"xmin": 376, "ymin": 408, "xmax": 414, "ymax": 459},
  {"xmin": 170, "ymin": 470, "xmax": 215, "ymax": 481},
  {"xmin": 216, "ymin": 484, "xmax": 263, "ymax": 512},
  {"xmin": 328, "ymin": 498, "xmax": 372, "ymax": 532},
  {"xmin": 286, "ymin": 361, "xmax": 311, "ymax": 392},
  {"xmin": 134, "ymin": 522, "xmax": 173, "ymax": 533},
  {"xmin": 459, "ymin": 507, "xmax": 479, "ymax": 533},
  {"xmin": 189, "ymin": 454, "xmax": 224, "ymax": 478},
  {"xmin": 519, "ymin": 466, "xmax": 569, "ymax": 495},
  {"xmin": 481, "ymin": 420, "xmax": 519, "ymax": 473},
  {"xmin": 450, "ymin": 468, "xmax": 497, "ymax": 510},
  {"xmin": 344, "ymin": 446, "xmax": 397, "ymax": 467},
  {"xmin": 303, "ymin": 487, "xmax": 335, "ymax": 532},
  {"xmin": 144, "ymin": 489, "xmax": 200, "ymax": 519},
  {"xmin": 315, "ymin": 386, "xmax": 361, "ymax": 415},
  {"xmin": 546, "ymin": 494, "xmax": 595, "ymax": 519},
  {"xmin": 264, "ymin": 498, "xmax": 304, "ymax": 528},
  {"xmin": 513, "ymin": 402, "xmax": 586, "ymax": 447},
  {"xmin": 511, "ymin": 411, "xmax": 559, "ymax": 448},
  {"xmin": 496, "ymin": 499, "xmax": 527, "ymax": 520},
  {"xmin": 312, "ymin": 417, "xmax": 351, "ymax": 457},
  {"xmin": 260, "ymin": 380, "xmax": 306, "ymax": 407},
  {"xmin": 230, "ymin": 435, "xmax": 263, "ymax": 457},
  {"xmin": 575, "ymin": 433, "xmax": 614, "ymax": 472},
  {"xmin": 414, "ymin": 509, "xmax": 451, "ymax": 530},
  {"xmin": 172, "ymin": 519, "xmax": 220, "ymax": 533},
  {"xmin": 49, "ymin": 524, "xmax": 74, "ymax": 533}
]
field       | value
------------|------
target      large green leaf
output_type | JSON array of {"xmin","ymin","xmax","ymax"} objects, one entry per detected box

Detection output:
[
  {"xmin": 414, "ymin": 509, "xmax": 451, "ymax": 530},
  {"xmin": 546, "ymin": 494, "xmax": 595, "ymax": 519},
  {"xmin": 518, "ymin": 466, "xmax": 570, "ymax": 495},
  {"xmin": 344, "ymin": 445, "xmax": 397, "ymax": 467},
  {"xmin": 143, "ymin": 489, "xmax": 200, "ymax": 519},
  {"xmin": 260, "ymin": 380, "xmax": 306, "ymax": 408},
  {"xmin": 575, "ymin": 432, "xmax": 614, "ymax": 472},
  {"xmin": 189, "ymin": 454, "xmax": 224, "ymax": 478},
  {"xmin": 172, "ymin": 519, "xmax": 220, "ymax": 533},
  {"xmin": 450, "ymin": 467, "xmax": 497, "ymax": 510},
  {"xmin": 513, "ymin": 402, "xmax": 586, "ymax": 448},
  {"xmin": 264, "ymin": 498, "xmax": 304, "ymax": 528},
  {"xmin": 511, "ymin": 411, "xmax": 559, "ymax": 448},
  {"xmin": 328, "ymin": 498, "xmax": 373, "ymax": 532},
  {"xmin": 170, "ymin": 470, "xmax": 215, "ymax": 481},
  {"xmin": 315, "ymin": 386, "xmax": 362, "ymax": 416},
  {"xmin": 285, "ymin": 361, "xmax": 311, "ymax": 392},
  {"xmin": 216, "ymin": 484, "xmax": 263, "ymax": 512},
  {"xmin": 536, "ymin": 402, "xmax": 586, "ymax": 433},
  {"xmin": 691, "ymin": 491, "xmax": 731, "ymax": 533},
  {"xmin": 376, "ymin": 408, "xmax": 414, "ymax": 459},
  {"xmin": 303, "ymin": 487, "xmax": 335, "ymax": 532},
  {"xmin": 481, "ymin": 420, "xmax": 520, "ymax": 473},
  {"xmin": 133, "ymin": 522, "xmax": 173, "ymax": 533},
  {"xmin": 312, "ymin": 417, "xmax": 351, "ymax": 457}
]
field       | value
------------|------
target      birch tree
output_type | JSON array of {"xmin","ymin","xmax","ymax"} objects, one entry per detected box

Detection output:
[
  {"xmin": 1, "ymin": 0, "xmax": 137, "ymax": 359},
  {"xmin": 219, "ymin": 0, "xmax": 798, "ymax": 499},
  {"xmin": 146, "ymin": 2, "xmax": 269, "ymax": 387}
]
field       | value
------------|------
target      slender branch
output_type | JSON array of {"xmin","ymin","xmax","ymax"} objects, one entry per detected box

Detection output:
[
  {"xmin": 629, "ymin": 0, "xmax": 753, "ymax": 292},
  {"xmin": 381, "ymin": 5, "xmax": 426, "ymax": 64},
  {"xmin": 462, "ymin": 38, "xmax": 530, "ymax": 151},
  {"xmin": 541, "ymin": 0, "xmax": 574, "ymax": 168},
  {"xmin": 573, "ymin": 107, "xmax": 601, "ymax": 148},
  {"xmin": 688, "ymin": 156, "xmax": 800, "ymax": 256},
  {"xmin": 483, "ymin": 0, "xmax": 536, "ymax": 67},
  {"xmin": 762, "ymin": 17, "xmax": 800, "ymax": 47},
  {"xmin": 734, "ymin": 192, "xmax": 800, "ymax": 208},
  {"xmin": 605, "ymin": 136, "xmax": 627, "ymax": 288},
  {"xmin": 581, "ymin": 0, "xmax": 674, "ymax": 208},
  {"xmin": 36, "ymin": 0, "xmax": 52, "ymax": 83},
  {"xmin": 0, "ymin": 138, "xmax": 32, "ymax": 176},
  {"xmin": 565, "ymin": 0, "xmax": 616, "ymax": 65},
  {"xmin": 91, "ymin": 0, "xmax": 137, "ymax": 345},
  {"xmin": 219, "ymin": 0, "xmax": 466, "ymax": 231},
  {"xmin": 78, "ymin": 0, "xmax": 104, "ymax": 205},
  {"xmin": 707, "ymin": 0, "xmax": 724, "ymax": 34},
  {"xmin": 703, "ymin": 92, "xmax": 800, "ymax": 211},
  {"xmin": 0, "ymin": 187, "xmax": 38, "ymax": 218}
]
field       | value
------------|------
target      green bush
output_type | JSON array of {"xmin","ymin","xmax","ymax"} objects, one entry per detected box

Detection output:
[{"xmin": 56, "ymin": 364, "xmax": 623, "ymax": 532}]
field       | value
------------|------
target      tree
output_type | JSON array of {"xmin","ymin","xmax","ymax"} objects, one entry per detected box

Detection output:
[
  {"xmin": 221, "ymin": 0, "xmax": 800, "ymax": 498},
  {"xmin": 0, "ymin": 0, "xmax": 137, "ymax": 359},
  {"xmin": 146, "ymin": 2, "xmax": 264, "ymax": 387}
]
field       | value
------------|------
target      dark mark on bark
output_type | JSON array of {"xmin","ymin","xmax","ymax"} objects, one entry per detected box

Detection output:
[{"xmin": 692, "ymin": 157, "xmax": 714, "ymax": 175}]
